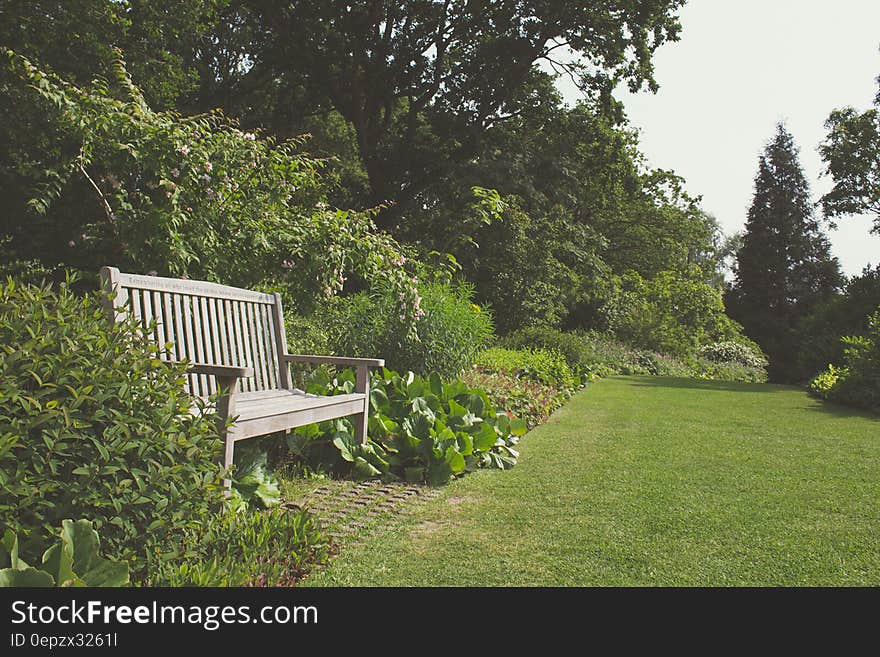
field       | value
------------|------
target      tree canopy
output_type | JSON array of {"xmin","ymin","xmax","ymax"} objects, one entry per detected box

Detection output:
[{"xmin": 727, "ymin": 123, "xmax": 843, "ymax": 382}]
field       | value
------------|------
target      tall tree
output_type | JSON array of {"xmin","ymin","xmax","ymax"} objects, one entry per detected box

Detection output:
[
  {"xmin": 820, "ymin": 72, "xmax": 880, "ymax": 231},
  {"xmin": 201, "ymin": 1, "xmax": 685, "ymax": 217},
  {"xmin": 727, "ymin": 123, "xmax": 843, "ymax": 382}
]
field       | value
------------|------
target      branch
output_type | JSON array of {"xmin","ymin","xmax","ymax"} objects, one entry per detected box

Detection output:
[{"xmin": 77, "ymin": 160, "xmax": 116, "ymax": 230}]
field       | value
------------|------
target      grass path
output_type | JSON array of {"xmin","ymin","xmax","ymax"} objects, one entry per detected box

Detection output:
[{"xmin": 302, "ymin": 376, "xmax": 879, "ymax": 586}]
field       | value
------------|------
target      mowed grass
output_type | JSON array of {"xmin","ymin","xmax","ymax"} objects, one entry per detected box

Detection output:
[{"xmin": 303, "ymin": 376, "xmax": 879, "ymax": 586}]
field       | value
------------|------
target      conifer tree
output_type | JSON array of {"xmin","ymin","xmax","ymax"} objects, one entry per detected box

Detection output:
[{"xmin": 727, "ymin": 123, "xmax": 843, "ymax": 381}]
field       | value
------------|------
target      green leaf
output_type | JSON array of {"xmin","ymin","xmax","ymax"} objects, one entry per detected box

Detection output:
[
  {"xmin": 351, "ymin": 457, "xmax": 381, "ymax": 480},
  {"xmin": 444, "ymin": 446, "xmax": 466, "ymax": 474},
  {"xmin": 510, "ymin": 418, "xmax": 528, "ymax": 436},
  {"xmin": 472, "ymin": 422, "xmax": 498, "ymax": 451},
  {"xmin": 0, "ymin": 567, "xmax": 55, "ymax": 587},
  {"xmin": 428, "ymin": 372, "xmax": 444, "ymax": 398},
  {"xmin": 41, "ymin": 543, "xmax": 74, "ymax": 586}
]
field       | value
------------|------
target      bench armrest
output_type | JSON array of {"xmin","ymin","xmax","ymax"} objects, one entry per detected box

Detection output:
[
  {"xmin": 178, "ymin": 362, "xmax": 254, "ymax": 378},
  {"xmin": 282, "ymin": 354, "xmax": 385, "ymax": 368}
]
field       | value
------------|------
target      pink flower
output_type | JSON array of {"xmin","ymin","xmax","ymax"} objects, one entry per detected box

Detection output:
[
  {"xmin": 179, "ymin": 145, "xmax": 190, "ymax": 155},
  {"xmin": 394, "ymin": 256, "xmax": 407, "ymax": 266},
  {"xmin": 170, "ymin": 168, "xmax": 180, "ymax": 178},
  {"xmin": 243, "ymin": 132, "xmax": 256, "ymax": 141},
  {"xmin": 204, "ymin": 162, "xmax": 212, "ymax": 172}
]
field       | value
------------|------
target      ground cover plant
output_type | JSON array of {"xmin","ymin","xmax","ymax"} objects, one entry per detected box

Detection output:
[{"xmin": 285, "ymin": 367, "xmax": 527, "ymax": 485}]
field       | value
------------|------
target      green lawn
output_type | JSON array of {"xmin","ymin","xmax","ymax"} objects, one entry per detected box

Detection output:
[{"xmin": 303, "ymin": 376, "xmax": 879, "ymax": 586}]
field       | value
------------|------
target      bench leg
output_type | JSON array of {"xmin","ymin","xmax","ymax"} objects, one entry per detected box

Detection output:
[
  {"xmin": 222, "ymin": 432, "xmax": 235, "ymax": 497},
  {"xmin": 353, "ymin": 365, "xmax": 370, "ymax": 445},
  {"xmin": 215, "ymin": 375, "xmax": 239, "ymax": 497}
]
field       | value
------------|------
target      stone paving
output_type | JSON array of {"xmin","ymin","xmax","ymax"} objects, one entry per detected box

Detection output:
[{"xmin": 284, "ymin": 480, "xmax": 442, "ymax": 550}]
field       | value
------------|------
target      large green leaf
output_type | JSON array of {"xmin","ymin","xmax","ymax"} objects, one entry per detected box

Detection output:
[
  {"xmin": 427, "ymin": 461, "xmax": 453, "ymax": 485},
  {"xmin": 61, "ymin": 519, "xmax": 129, "ymax": 587},
  {"xmin": 41, "ymin": 543, "xmax": 76, "ymax": 586},
  {"xmin": 472, "ymin": 422, "xmax": 498, "ymax": 451},
  {"xmin": 428, "ymin": 372, "xmax": 444, "ymax": 398},
  {"xmin": 0, "ymin": 567, "xmax": 55, "ymax": 587},
  {"xmin": 351, "ymin": 457, "xmax": 381, "ymax": 480},
  {"xmin": 444, "ymin": 446, "xmax": 466, "ymax": 474}
]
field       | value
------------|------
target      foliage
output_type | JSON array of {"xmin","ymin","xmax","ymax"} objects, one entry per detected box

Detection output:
[
  {"xmin": 228, "ymin": 444, "xmax": 282, "ymax": 512},
  {"xmin": 726, "ymin": 123, "xmax": 844, "ymax": 382},
  {"xmin": 810, "ymin": 308, "xmax": 880, "ymax": 413},
  {"xmin": 697, "ymin": 341, "xmax": 768, "ymax": 370},
  {"xmin": 820, "ymin": 72, "xmax": 880, "ymax": 231},
  {"xmin": 794, "ymin": 264, "xmax": 880, "ymax": 380},
  {"xmin": 472, "ymin": 348, "xmax": 578, "ymax": 390},
  {"xmin": 461, "ymin": 368, "xmax": 568, "ymax": 430},
  {"xmin": 602, "ymin": 268, "xmax": 745, "ymax": 356},
  {"xmin": 0, "ymin": 278, "xmax": 226, "ymax": 574},
  {"xmin": 808, "ymin": 364, "xmax": 845, "ymax": 400},
  {"xmin": 198, "ymin": 1, "xmax": 685, "ymax": 210},
  {"xmin": 0, "ymin": 519, "xmax": 129, "ymax": 587},
  {"xmin": 314, "ymin": 281, "xmax": 494, "ymax": 378},
  {"xmin": 502, "ymin": 326, "xmax": 767, "ymax": 383},
  {"xmin": 2, "ymin": 50, "xmax": 418, "ymax": 319},
  {"xmin": 147, "ymin": 508, "xmax": 331, "ymax": 586},
  {"xmin": 287, "ymin": 367, "xmax": 526, "ymax": 485}
]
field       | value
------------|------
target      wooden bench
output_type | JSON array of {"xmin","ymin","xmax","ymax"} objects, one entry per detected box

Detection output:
[{"xmin": 99, "ymin": 267, "xmax": 384, "ymax": 490}]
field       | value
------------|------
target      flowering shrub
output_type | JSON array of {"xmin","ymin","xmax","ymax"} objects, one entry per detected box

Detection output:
[
  {"xmin": 697, "ymin": 341, "xmax": 768, "ymax": 369},
  {"xmin": 3, "ymin": 49, "xmax": 417, "ymax": 321}
]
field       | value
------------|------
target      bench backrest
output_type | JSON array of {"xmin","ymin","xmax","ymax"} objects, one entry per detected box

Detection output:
[{"xmin": 100, "ymin": 267, "xmax": 291, "ymax": 397}]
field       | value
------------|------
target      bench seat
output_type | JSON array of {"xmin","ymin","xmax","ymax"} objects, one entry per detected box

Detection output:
[{"xmin": 231, "ymin": 390, "xmax": 368, "ymax": 440}]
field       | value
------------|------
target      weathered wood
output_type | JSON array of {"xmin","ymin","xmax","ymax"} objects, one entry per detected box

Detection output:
[
  {"xmin": 233, "ymin": 396, "xmax": 367, "ymax": 440},
  {"xmin": 353, "ymin": 364, "xmax": 370, "ymax": 444},
  {"xmin": 215, "ymin": 374, "xmax": 240, "ymax": 496},
  {"xmin": 101, "ymin": 267, "xmax": 383, "ymax": 491},
  {"xmin": 271, "ymin": 293, "xmax": 291, "ymax": 390},
  {"xmin": 282, "ymin": 354, "xmax": 386, "ymax": 367},
  {"xmin": 99, "ymin": 266, "xmax": 124, "ymax": 323},
  {"xmin": 185, "ymin": 363, "xmax": 254, "ymax": 378},
  {"xmin": 116, "ymin": 271, "xmax": 274, "ymax": 304}
]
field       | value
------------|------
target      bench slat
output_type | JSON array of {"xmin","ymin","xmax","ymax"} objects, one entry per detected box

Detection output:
[
  {"xmin": 116, "ymin": 272, "xmax": 274, "ymax": 304},
  {"xmin": 233, "ymin": 396, "xmax": 367, "ymax": 440}
]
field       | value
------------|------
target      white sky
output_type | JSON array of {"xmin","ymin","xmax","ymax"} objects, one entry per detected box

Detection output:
[{"xmin": 557, "ymin": 0, "xmax": 880, "ymax": 277}]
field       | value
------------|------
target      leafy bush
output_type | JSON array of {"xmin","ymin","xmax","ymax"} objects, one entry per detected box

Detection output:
[
  {"xmin": 602, "ymin": 269, "xmax": 746, "ymax": 357},
  {"xmin": 147, "ymin": 508, "xmax": 330, "ymax": 586},
  {"xmin": 1, "ymin": 519, "xmax": 128, "ymax": 587},
  {"xmin": 808, "ymin": 364, "xmax": 844, "ymax": 400},
  {"xmin": 286, "ymin": 367, "xmax": 526, "ymax": 485},
  {"xmin": 504, "ymin": 327, "xmax": 767, "ymax": 383},
  {"xmin": 3, "ymin": 51, "xmax": 418, "ymax": 321},
  {"xmin": 697, "ymin": 341, "xmax": 768, "ymax": 369},
  {"xmin": 810, "ymin": 308, "xmax": 880, "ymax": 413},
  {"xmin": 313, "ymin": 281, "xmax": 494, "ymax": 378},
  {"xmin": 473, "ymin": 347, "xmax": 578, "ymax": 389},
  {"xmin": 0, "ymin": 278, "xmax": 226, "ymax": 576},
  {"xmin": 229, "ymin": 444, "xmax": 282, "ymax": 511},
  {"xmin": 460, "ymin": 368, "xmax": 565, "ymax": 429}
]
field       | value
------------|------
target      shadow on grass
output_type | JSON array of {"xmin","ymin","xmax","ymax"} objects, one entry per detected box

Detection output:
[
  {"xmin": 801, "ymin": 396, "xmax": 880, "ymax": 422},
  {"xmin": 621, "ymin": 375, "xmax": 880, "ymax": 421},
  {"xmin": 622, "ymin": 376, "xmax": 789, "ymax": 394}
]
